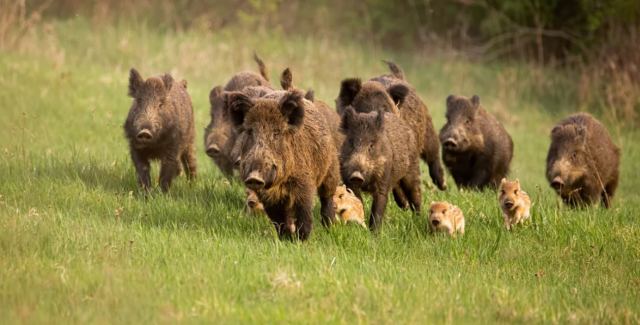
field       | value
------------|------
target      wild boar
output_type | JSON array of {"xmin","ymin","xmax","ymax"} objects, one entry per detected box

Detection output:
[
  {"xmin": 337, "ymin": 60, "xmax": 446, "ymax": 190},
  {"xmin": 204, "ymin": 54, "xmax": 272, "ymax": 177},
  {"xmin": 546, "ymin": 113, "xmax": 620, "ymax": 207},
  {"xmin": 227, "ymin": 90, "xmax": 340, "ymax": 241},
  {"xmin": 124, "ymin": 68, "xmax": 196, "ymax": 192},
  {"xmin": 439, "ymin": 95, "xmax": 513, "ymax": 189},
  {"xmin": 340, "ymin": 106, "xmax": 422, "ymax": 230}
]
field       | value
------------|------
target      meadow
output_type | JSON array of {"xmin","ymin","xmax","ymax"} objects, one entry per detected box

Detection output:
[{"xmin": 0, "ymin": 18, "xmax": 639, "ymax": 323}]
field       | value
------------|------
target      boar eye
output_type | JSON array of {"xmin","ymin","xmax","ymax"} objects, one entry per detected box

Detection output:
[
  {"xmin": 442, "ymin": 208, "xmax": 447, "ymax": 213},
  {"xmin": 571, "ymin": 152, "xmax": 577, "ymax": 160},
  {"xmin": 514, "ymin": 189, "xmax": 519, "ymax": 195},
  {"xmin": 500, "ymin": 190, "xmax": 505, "ymax": 195},
  {"xmin": 339, "ymin": 194, "xmax": 344, "ymax": 199}
]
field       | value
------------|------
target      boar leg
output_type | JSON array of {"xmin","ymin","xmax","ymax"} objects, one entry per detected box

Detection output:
[
  {"xmin": 602, "ymin": 179, "xmax": 618, "ymax": 208},
  {"xmin": 423, "ymin": 152, "xmax": 447, "ymax": 191},
  {"xmin": 264, "ymin": 203, "xmax": 294, "ymax": 239},
  {"xmin": 294, "ymin": 194, "xmax": 315, "ymax": 241},
  {"xmin": 318, "ymin": 163, "xmax": 340, "ymax": 227},
  {"xmin": 181, "ymin": 145, "xmax": 197, "ymax": 180},
  {"xmin": 369, "ymin": 187, "xmax": 389, "ymax": 231},
  {"xmin": 392, "ymin": 186, "xmax": 410, "ymax": 210},
  {"xmin": 131, "ymin": 150, "xmax": 151, "ymax": 191},
  {"xmin": 159, "ymin": 155, "xmax": 180, "ymax": 192},
  {"xmin": 400, "ymin": 178, "xmax": 422, "ymax": 213},
  {"xmin": 468, "ymin": 166, "xmax": 491, "ymax": 189}
]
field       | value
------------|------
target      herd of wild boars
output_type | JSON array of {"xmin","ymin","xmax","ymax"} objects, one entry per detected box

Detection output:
[{"xmin": 123, "ymin": 55, "xmax": 621, "ymax": 240}]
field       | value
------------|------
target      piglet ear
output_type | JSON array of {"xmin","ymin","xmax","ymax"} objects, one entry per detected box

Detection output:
[
  {"xmin": 161, "ymin": 74, "xmax": 174, "ymax": 92},
  {"xmin": 339, "ymin": 78, "xmax": 362, "ymax": 106},
  {"xmin": 226, "ymin": 92, "xmax": 254, "ymax": 127},
  {"xmin": 471, "ymin": 95, "xmax": 480, "ymax": 108},
  {"xmin": 128, "ymin": 68, "xmax": 144, "ymax": 97},
  {"xmin": 279, "ymin": 90, "xmax": 305, "ymax": 128},
  {"xmin": 387, "ymin": 84, "xmax": 409, "ymax": 106}
]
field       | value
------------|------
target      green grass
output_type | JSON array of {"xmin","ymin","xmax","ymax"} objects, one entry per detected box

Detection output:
[{"xmin": 1, "ymin": 18, "xmax": 639, "ymax": 323}]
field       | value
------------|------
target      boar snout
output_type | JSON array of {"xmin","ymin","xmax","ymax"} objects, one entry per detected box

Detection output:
[
  {"xmin": 206, "ymin": 144, "xmax": 221, "ymax": 157},
  {"xmin": 431, "ymin": 219, "xmax": 440, "ymax": 226},
  {"xmin": 244, "ymin": 171, "xmax": 265, "ymax": 190},
  {"xmin": 442, "ymin": 138, "xmax": 458, "ymax": 150},
  {"xmin": 136, "ymin": 129, "xmax": 153, "ymax": 141},
  {"xmin": 349, "ymin": 171, "xmax": 365, "ymax": 187},
  {"xmin": 551, "ymin": 176, "xmax": 564, "ymax": 190}
]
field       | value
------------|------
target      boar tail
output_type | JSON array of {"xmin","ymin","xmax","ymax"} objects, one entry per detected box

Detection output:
[
  {"xmin": 253, "ymin": 52, "xmax": 269, "ymax": 81},
  {"xmin": 383, "ymin": 60, "xmax": 405, "ymax": 80}
]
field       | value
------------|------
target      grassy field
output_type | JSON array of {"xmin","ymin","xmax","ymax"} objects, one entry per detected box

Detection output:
[{"xmin": 1, "ymin": 18, "xmax": 639, "ymax": 323}]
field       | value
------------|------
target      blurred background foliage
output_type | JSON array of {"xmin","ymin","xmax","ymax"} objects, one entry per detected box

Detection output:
[
  {"xmin": 20, "ymin": 0, "xmax": 640, "ymax": 63},
  {"xmin": 1, "ymin": 0, "xmax": 639, "ymax": 125}
]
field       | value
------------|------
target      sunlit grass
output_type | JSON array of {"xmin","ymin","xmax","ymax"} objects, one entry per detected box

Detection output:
[{"xmin": 0, "ymin": 18, "xmax": 638, "ymax": 323}]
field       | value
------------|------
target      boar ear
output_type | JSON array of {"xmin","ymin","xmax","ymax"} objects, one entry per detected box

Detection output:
[
  {"xmin": 515, "ymin": 178, "xmax": 520, "ymax": 185},
  {"xmin": 500, "ymin": 178, "xmax": 507, "ymax": 185},
  {"xmin": 346, "ymin": 187, "xmax": 355, "ymax": 195},
  {"xmin": 446, "ymin": 95, "xmax": 456, "ymax": 106},
  {"xmin": 209, "ymin": 86, "xmax": 223, "ymax": 106},
  {"xmin": 226, "ymin": 92, "xmax": 254, "ymax": 127},
  {"xmin": 339, "ymin": 78, "xmax": 362, "ymax": 106},
  {"xmin": 280, "ymin": 68, "xmax": 293, "ymax": 90},
  {"xmin": 387, "ymin": 84, "xmax": 409, "ymax": 106},
  {"xmin": 341, "ymin": 106, "xmax": 357, "ymax": 130},
  {"xmin": 280, "ymin": 91, "xmax": 305, "ymax": 128},
  {"xmin": 304, "ymin": 89, "xmax": 315, "ymax": 102},
  {"xmin": 471, "ymin": 95, "xmax": 480, "ymax": 108},
  {"xmin": 128, "ymin": 68, "xmax": 144, "ymax": 97},
  {"xmin": 161, "ymin": 74, "xmax": 174, "ymax": 92}
]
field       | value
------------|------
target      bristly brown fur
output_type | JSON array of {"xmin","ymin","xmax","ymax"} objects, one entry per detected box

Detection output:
[
  {"xmin": 439, "ymin": 94, "xmax": 513, "ymax": 190},
  {"xmin": 340, "ymin": 106, "xmax": 421, "ymax": 230},
  {"xmin": 546, "ymin": 112, "xmax": 620, "ymax": 207},
  {"xmin": 338, "ymin": 61, "xmax": 446, "ymax": 190},
  {"xmin": 204, "ymin": 56, "xmax": 273, "ymax": 177},
  {"xmin": 124, "ymin": 68, "xmax": 196, "ymax": 192},
  {"xmin": 228, "ymin": 90, "xmax": 341, "ymax": 241}
]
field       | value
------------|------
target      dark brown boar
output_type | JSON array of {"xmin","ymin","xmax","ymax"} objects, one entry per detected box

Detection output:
[
  {"xmin": 204, "ymin": 54, "xmax": 273, "ymax": 177},
  {"xmin": 340, "ymin": 106, "xmax": 422, "ymax": 230},
  {"xmin": 439, "ymin": 95, "xmax": 513, "ymax": 189},
  {"xmin": 546, "ymin": 113, "xmax": 620, "ymax": 208},
  {"xmin": 227, "ymin": 90, "xmax": 341, "ymax": 241},
  {"xmin": 337, "ymin": 61, "xmax": 446, "ymax": 190},
  {"xmin": 124, "ymin": 68, "xmax": 196, "ymax": 192}
]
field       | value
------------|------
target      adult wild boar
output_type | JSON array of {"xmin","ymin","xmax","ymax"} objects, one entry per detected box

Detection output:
[
  {"xmin": 204, "ymin": 54, "xmax": 272, "ymax": 177},
  {"xmin": 340, "ymin": 106, "xmax": 422, "ymax": 230},
  {"xmin": 124, "ymin": 68, "xmax": 196, "ymax": 192},
  {"xmin": 546, "ymin": 113, "xmax": 620, "ymax": 207},
  {"xmin": 439, "ymin": 95, "xmax": 513, "ymax": 189},
  {"xmin": 227, "ymin": 90, "xmax": 340, "ymax": 241},
  {"xmin": 337, "ymin": 61, "xmax": 446, "ymax": 190}
]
